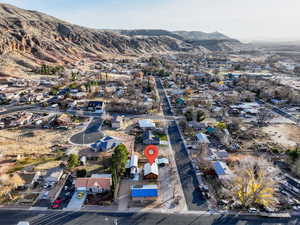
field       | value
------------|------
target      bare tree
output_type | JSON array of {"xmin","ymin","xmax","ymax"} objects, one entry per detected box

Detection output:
[
  {"xmin": 224, "ymin": 155, "xmax": 279, "ymax": 209},
  {"xmin": 0, "ymin": 174, "xmax": 24, "ymax": 200},
  {"xmin": 257, "ymin": 108, "xmax": 271, "ymax": 127}
]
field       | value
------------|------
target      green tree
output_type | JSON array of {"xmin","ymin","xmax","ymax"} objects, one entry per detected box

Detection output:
[
  {"xmin": 196, "ymin": 110, "xmax": 206, "ymax": 122},
  {"xmin": 215, "ymin": 122, "xmax": 227, "ymax": 130},
  {"xmin": 49, "ymin": 87, "xmax": 59, "ymax": 95},
  {"xmin": 292, "ymin": 158, "xmax": 300, "ymax": 176},
  {"xmin": 111, "ymin": 144, "xmax": 129, "ymax": 190},
  {"xmin": 287, "ymin": 146, "xmax": 300, "ymax": 161},
  {"xmin": 67, "ymin": 154, "xmax": 80, "ymax": 169},
  {"xmin": 184, "ymin": 110, "xmax": 193, "ymax": 121},
  {"xmin": 76, "ymin": 169, "xmax": 87, "ymax": 177}
]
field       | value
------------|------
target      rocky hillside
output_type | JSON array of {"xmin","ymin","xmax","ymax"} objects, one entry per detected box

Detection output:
[
  {"xmin": 173, "ymin": 31, "xmax": 230, "ymax": 40},
  {"xmin": 0, "ymin": 3, "xmax": 247, "ymax": 76},
  {"xmin": 0, "ymin": 4, "xmax": 197, "ymax": 76},
  {"xmin": 116, "ymin": 29, "xmax": 185, "ymax": 41}
]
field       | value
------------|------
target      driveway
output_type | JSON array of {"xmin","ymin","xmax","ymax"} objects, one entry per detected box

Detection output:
[
  {"xmin": 70, "ymin": 117, "xmax": 104, "ymax": 145},
  {"xmin": 66, "ymin": 190, "xmax": 87, "ymax": 210},
  {"xmin": 117, "ymin": 180, "xmax": 130, "ymax": 211}
]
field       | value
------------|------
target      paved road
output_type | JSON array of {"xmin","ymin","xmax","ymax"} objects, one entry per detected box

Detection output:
[
  {"xmin": 256, "ymin": 98, "xmax": 299, "ymax": 124},
  {"xmin": 70, "ymin": 117, "xmax": 104, "ymax": 145},
  {"xmin": 0, "ymin": 210, "xmax": 298, "ymax": 225},
  {"xmin": 156, "ymin": 78, "xmax": 208, "ymax": 210},
  {"xmin": 0, "ymin": 104, "xmax": 38, "ymax": 116},
  {"xmin": 168, "ymin": 121, "xmax": 208, "ymax": 210}
]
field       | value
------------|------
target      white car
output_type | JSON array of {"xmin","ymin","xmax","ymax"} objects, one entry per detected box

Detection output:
[
  {"xmin": 18, "ymin": 221, "xmax": 30, "ymax": 225},
  {"xmin": 41, "ymin": 191, "xmax": 49, "ymax": 199},
  {"xmin": 248, "ymin": 208, "xmax": 258, "ymax": 213}
]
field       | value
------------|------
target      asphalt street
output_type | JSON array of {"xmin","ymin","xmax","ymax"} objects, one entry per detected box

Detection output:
[
  {"xmin": 1, "ymin": 210, "xmax": 299, "ymax": 225},
  {"xmin": 156, "ymin": 78, "xmax": 208, "ymax": 210},
  {"xmin": 70, "ymin": 117, "xmax": 104, "ymax": 145},
  {"xmin": 0, "ymin": 104, "xmax": 38, "ymax": 116}
]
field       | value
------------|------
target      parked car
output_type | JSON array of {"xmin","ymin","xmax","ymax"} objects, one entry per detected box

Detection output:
[
  {"xmin": 248, "ymin": 208, "xmax": 258, "ymax": 213},
  {"xmin": 51, "ymin": 203, "xmax": 61, "ymax": 209},
  {"xmin": 51, "ymin": 198, "xmax": 62, "ymax": 209},
  {"xmin": 41, "ymin": 191, "xmax": 49, "ymax": 199},
  {"xmin": 17, "ymin": 222, "xmax": 30, "ymax": 225},
  {"xmin": 53, "ymin": 199, "xmax": 62, "ymax": 204}
]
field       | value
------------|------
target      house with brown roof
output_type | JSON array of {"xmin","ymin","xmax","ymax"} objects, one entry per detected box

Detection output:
[{"xmin": 75, "ymin": 174, "xmax": 112, "ymax": 193}]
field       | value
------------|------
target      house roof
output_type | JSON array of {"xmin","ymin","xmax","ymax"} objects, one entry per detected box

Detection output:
[
  {"xmin": 215, "ymin": 150, "xmax": 229, "ymax": 159},
  {"xmin": 91, "ymin": 174, "xmax": 112, "ymax": 179},
  {"xmin": 114, "ymin": 116, "xmax": 124, "ymax": 122},
  {"xmin": 156, "ymin": 158, "xmax": 169, "ymax": 165},
  {"xmin": 75, "ymin": 176, "xmax": 112, "ymax": 190},
  {"xmin": 196, "ymin": 133, "xmax": 210, "ymax": 144},
  {"xmin": 213, "ymin": 161, "xmax": 229, "ymax": 176},
  {"xmin": 144, "ymin": 163, "xmax": 159, "ymax": 176},
  {"xmin": 138, "ymin": 119, "xmax": 156, "ymax": 128},
  {"xmin": 129, "ymin": 154, "xmax": 138, "ymax": 168},
  {"xmin": 131, "ymin": 185, "xmax": 158, "ymax": 198},
  {"xmin": 91, "ymin": 136, "xmax": 120, "ymax": 152},
  {"xmin": 57, "ymin": 113, "xmax": 71, "ymax": 123}
]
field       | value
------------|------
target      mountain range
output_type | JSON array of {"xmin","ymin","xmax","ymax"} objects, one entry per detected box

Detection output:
[{"xmin": 0, "ymin": 3, "xmax": 249, "ymax": 77}]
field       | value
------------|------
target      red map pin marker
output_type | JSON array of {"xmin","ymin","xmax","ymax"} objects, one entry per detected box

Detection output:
[{"xmin": 144, "ymin": 145, "xmax": 159, "ymax": 165}]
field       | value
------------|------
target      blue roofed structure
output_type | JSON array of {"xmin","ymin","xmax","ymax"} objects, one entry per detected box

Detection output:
[
  {"xmin": 196, "ymin": 133, "xmax": 210, "ymax": 144},
  {"xmin": 131, "ymin": 185, "xmax": 158, "ymax": 199},
  {"xmin": 213, "ymin": 161, "xmax": 231, "ymax": 179},
  {"xmin": 213, "ymin": 161, "xmax": 226, "ymax": 175},
  {"xmin": 91, "ymin": 136, "xmax": 120, "ymax": 152}
]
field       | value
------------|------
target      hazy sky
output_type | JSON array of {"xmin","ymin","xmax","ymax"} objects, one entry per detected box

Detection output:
[{"xmin": 2, "ymin": 0, "xmax": 300, "ymax": 41}]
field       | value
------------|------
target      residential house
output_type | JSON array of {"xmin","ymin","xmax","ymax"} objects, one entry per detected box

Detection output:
[
  {"xmin": 87, "ymin": 101, "xmax": 105, "ymax": 113},
  {"xmin": 196, "ymin": 133, "xmax": 210, "ymax": 145},
  {"xmin": 222, "ymin": 91, "xmax": 240, "ymax": 104},
  {"xmin": 188, "ymin": 121, "xmax": 206, "ymax": 130},
  {"xmin": 195, "ymin": 133, "xmax": 210, "ymax": 152},
  {"xmin": 75, "ymin": 174, "xmax": 112, "ymax": 193},
  {"xmin": 70, "ymin": 92, "xmax": 86, "ymax": 99},
  {"xmin": 214, "ymin": 128, "xmax": 231, "ymax": 146},
  {"xmin": 138, "ymin": 119, "xmax": 156, "ymax": 130},
  {"xmin": 55, "ymin": 114, "xmax": 71, "ymax": 126},
  {"xmin": 215, "ymin": 150, "xmax": 229, "ymax": 160},
  {"xmin": 91, "ymin": 136, "xmax": 121, "ymax": 152},
  {"xmin": 143, "ymin": 163, "xmax": 159, "ymax": 180},
  {"xmin": 126, "ymin": 154, "xmax": 139, "ymax": 178},
  {"xmin": 213, "ymin": 161, "xmax": 231, "ymax": 180},
  {"xmin": 112, "ymin": 116, "xmax": 125, "ymax": 129}
]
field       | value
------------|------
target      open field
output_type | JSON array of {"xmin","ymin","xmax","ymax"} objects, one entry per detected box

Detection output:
[
  {"xmin": 0, "ymin": 128, "xmax": 70, "ymax": 156},
  {"xmin": 263, "ymin": 124, "xmax": 300, "ymax": 148}
]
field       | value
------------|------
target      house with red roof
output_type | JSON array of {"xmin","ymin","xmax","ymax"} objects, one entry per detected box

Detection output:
[{"xmin": 75, "ymin": 174, "xmax": 112, "ymax": 193}]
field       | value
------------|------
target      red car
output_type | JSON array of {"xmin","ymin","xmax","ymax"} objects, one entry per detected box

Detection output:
[
  {"xmin": 51, "ymin": 204, "xmax": 60, "ymax": 209},
  {"xmin": 51, "ymin": 199, "xmax": 62, "ymax": 209},
  {"xmin": 53, "ymin": 199, "xmax": 62, "ymax": 204}
]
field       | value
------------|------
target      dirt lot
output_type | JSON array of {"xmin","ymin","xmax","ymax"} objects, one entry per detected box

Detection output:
[
  {"xmin": 263, "ymin": 124, "xmax": 300, "ymax": 148},
  {"xmin": 0, "ymin": 128, "xmax": 70, "ymax": 156}
]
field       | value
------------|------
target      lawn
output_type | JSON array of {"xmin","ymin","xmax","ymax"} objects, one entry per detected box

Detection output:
[{"xmin": 156, "ymin": 133, "xmax": 168, "ymax": 141}]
